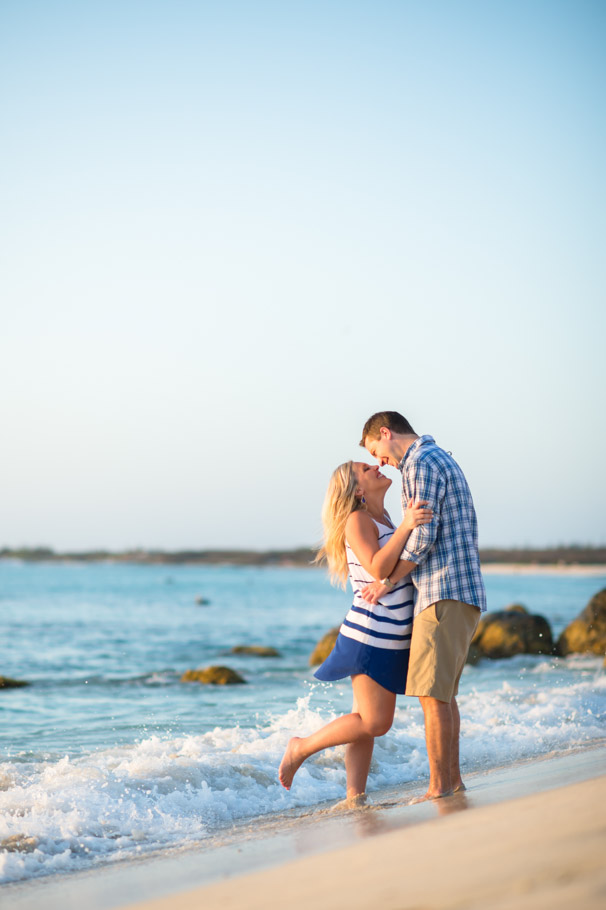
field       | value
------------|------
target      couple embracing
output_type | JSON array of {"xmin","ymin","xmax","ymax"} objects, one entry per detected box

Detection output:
[{"xmin": 279, "ymin": 410, "xmax": 487, "ymax": 804}]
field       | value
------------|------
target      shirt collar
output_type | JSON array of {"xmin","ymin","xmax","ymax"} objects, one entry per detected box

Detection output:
[{"xmin": 398, "ymin": 435, "xmax": 435, "ymax": 472}]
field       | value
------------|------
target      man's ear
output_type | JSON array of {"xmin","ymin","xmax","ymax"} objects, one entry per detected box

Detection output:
[{"xmin": 379, "ymin": 426, "xmax": 392, "ymax": 440}]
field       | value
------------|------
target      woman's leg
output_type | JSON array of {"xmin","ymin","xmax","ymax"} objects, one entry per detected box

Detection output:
[
  {"xmin": 345, "ymin": 687, "xmax": 374, "ymax": 801},
  {"xmin": 278, "ymin": 675, "xmax": 396, "ymax": 790}
]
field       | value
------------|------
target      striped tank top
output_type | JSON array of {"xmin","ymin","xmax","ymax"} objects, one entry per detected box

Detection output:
[{"xmin": 341, "ymin": 519, "xmax": 414, "ymax": 651}]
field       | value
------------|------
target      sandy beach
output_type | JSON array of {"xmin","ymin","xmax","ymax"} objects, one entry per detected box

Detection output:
[
  {"xmin": 120, "ymin": 748, "xmax": 606, "ymax": 910},
  {"xmin": 130, "ymin": 780, "xmax": 604, "ymax": 910},
  {"xmin": 5, "ymin": 744, "xmax": 605, "ymax": 910}
]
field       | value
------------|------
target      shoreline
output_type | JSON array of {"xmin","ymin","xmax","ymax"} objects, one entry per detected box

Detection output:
[
  {"xmin": 0, "ymin": 557, "xmax": 604, "ymax": 576},
  {"xmin": 480, "ymin": 563, "xmax": 606, "ymax": 576},
  {"xmin": 125, "ymin": 750, "xmax": 606, "ymax": 910},
  {"xmin": 5, "ymin": 741, "xmax": 606, "ymax": 910},
  {"xmin": 2, "ymin": 552, "xmax": 605, "ymax": 574}
]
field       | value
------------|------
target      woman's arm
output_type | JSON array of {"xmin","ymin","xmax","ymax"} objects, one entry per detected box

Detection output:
[{"xmin": 345, "ymin": 500, "xmax": 432, "ymax": 581}]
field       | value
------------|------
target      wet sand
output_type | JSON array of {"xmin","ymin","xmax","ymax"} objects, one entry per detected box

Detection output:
[{"xmin": 5, "ymin": 743, "xmax": 605, "ymax": 910}]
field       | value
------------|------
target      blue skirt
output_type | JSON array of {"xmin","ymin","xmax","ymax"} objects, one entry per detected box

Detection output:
[{"xmin": 314, "ymin": 632, "xmax": 410, "ymax": 695}]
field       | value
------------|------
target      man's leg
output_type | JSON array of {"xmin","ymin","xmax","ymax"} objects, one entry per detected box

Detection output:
[
  {"xmin": 418, "ymin": 696, "xmax": 454, "ymax": 798},
  {"xmin": 450, "ymin": 696, "xmax": 464, "ymax": 791},
  {"xmin": 406, "ymin": 601, "xmax": 479, "ymax": 800}
]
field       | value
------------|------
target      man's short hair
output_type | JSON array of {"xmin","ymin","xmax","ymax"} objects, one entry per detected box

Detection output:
[{"xmin": 359, "ymin": 411, "xmax": 416, "ymax": 446}]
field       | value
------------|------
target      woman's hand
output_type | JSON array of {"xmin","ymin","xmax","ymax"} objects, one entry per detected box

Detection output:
[{"xmin": 402, "ymin": 498, "xmax": 433, "ymax": 531}]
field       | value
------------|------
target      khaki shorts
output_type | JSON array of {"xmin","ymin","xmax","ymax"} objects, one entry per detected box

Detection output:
[{"xmin": 405, "ymin": 600, "xmax": 481, "ymax": 703}]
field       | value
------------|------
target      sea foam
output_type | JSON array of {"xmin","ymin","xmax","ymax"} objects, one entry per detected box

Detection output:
[{"xmin": 1, "ymin": 655, "xmax": 605, "ymax": 884}]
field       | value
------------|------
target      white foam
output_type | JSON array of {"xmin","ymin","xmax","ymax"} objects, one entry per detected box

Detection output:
[{"xmin": 1, "ymin": 656, "xmax": 605, "ymax": 884}]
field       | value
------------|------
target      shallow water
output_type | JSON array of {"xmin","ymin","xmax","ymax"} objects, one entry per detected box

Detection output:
[{"xmin": 1, "ymin": 562, "xmax": 605, "ymax": 883}]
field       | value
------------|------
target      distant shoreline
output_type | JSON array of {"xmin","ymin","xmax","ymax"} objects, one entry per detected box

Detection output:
[
  {"xmin": 1, "ymin": 546, "xmax": 605, "ymax": 570},
  {"xmin": 481, "ymin": 563, "xmax": 606, "ymax": 576}
]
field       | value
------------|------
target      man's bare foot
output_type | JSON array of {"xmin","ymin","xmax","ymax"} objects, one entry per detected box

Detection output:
[
  {"xmin": 407, "ymin": 789, "xmax": 454, "ymax": 805},
  {"xmin": 278, "ymin": 737, "xmax": 306, "ymax": 790}
]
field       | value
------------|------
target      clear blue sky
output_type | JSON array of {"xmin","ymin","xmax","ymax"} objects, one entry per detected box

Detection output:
[{"xmin": 2, "ymin": 0, "xmax": 605, "ymax": 551}]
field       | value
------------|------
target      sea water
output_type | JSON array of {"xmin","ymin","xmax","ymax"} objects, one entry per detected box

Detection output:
[{"xmin": 1, "ymin": 561, "xmax": 605, "ymax": 884}]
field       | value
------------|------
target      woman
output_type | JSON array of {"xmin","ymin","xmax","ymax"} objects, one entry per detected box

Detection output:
[{"xmin": 278, "ymin": 461, "xmax": 432, "ymax": 803}]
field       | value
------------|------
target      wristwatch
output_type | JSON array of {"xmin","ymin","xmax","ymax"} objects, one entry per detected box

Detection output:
[{"xmin": 380, "ymin": 577, "xmax": 396, "ymax": 589}]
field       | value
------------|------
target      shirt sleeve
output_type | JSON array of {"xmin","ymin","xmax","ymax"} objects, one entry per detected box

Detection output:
[{"xmin": 399, "ymin": 458, "xmax": 445, "ymax": 565}]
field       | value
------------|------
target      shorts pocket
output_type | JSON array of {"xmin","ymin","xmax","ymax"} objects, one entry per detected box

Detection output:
[{"xmin": 418, "ymin": 604, "xmax": 439, "ymax": 625}]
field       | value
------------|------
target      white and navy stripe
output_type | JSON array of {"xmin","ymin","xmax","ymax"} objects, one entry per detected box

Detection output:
[{"xmin": 341, "ymin": 521, "xmax": 414, "ymax": 651}]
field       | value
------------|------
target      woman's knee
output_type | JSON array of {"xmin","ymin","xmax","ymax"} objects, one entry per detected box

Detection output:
[{"xmin": 364, "ymin": 716, "xmax": 393, "ymax": 737}]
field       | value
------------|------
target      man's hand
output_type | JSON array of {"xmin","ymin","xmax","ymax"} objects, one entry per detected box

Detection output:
[{"xmin": 359, "ymin": 581, "xmax": 392, "ymax": 605}]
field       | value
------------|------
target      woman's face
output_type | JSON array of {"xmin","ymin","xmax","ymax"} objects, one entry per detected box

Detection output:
[{"xmin": 352, "ymin": 462, "xmax": 392, "ymax": 497}]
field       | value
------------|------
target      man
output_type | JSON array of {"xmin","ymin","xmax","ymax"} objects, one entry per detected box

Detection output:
[{"xmin": 360, "ymin": 410, "xmax": 486, "ymax": 801}]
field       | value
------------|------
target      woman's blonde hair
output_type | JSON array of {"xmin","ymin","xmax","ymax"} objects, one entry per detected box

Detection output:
[{"xmin": 315, "ymin": 461, "xmax": 363, "ymax": 588}]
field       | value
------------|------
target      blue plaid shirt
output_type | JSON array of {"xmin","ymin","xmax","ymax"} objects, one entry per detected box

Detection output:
[{"xmin": 399, "ymin": 435, "xmax": 486, "ymax": 617}]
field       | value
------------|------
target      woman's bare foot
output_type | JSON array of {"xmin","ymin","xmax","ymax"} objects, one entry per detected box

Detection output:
[
  {"xmin": 278, "ymin": 737, "xmax": 306, "ymax": 789},
  {"xmin": 332, "ymin": 792, "xmax": 369, "ymax": 811},
  {"xmin": 346, "ymin": 792, "xmax": 368, "ymax": 808}
]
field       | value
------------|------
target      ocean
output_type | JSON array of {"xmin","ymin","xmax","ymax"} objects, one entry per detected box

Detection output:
[{"xmin": 1, "ymin": 561, "xmax": 605, "ymax": 885}]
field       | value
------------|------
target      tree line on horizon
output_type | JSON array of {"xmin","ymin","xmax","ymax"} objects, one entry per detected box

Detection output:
[{"xmin": 1, "ymin": 545, "xmax": 605, "ymax": 566}]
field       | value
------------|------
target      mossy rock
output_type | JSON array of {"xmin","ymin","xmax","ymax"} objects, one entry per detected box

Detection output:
[
  {"xmin": 181, "ymin": 666, "xmax": 246, "ymax": 685},
  {"xmin": 309, "ymin": 627, "xmax": 340, "ymax": 666},
  {"xmin": 0, "ymin": 676, "xmax": 29, "ymax": 689},
  {"xmin": 557, "ymin": 589, "xmax": 606, "ymax": 656},
  {"xmin": 470, "ymin": 610, "xmax": 554, "ymax": 659},
  {"xmin": 230, "ymin": 646, "xmax": 281, "ymax": 658},
  {"xmin": 1, "ymin": 835, "xmax": 38, "ymax": 853}
]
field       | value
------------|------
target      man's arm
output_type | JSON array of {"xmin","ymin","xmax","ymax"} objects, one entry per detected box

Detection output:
[{"xmin": 398, "ymin": 459, "xmax": 445, "ymax": 565}]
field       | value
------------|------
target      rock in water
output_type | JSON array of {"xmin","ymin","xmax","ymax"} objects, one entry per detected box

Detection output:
[
  {"xmin": 230, "ymin": 646, "xmax": 281, "ymax": 657},
  {"xmin": 557, "ymin": 589, "xmax": 606, "ymax": 656},
  {"xmin": 309, "ymin": 627, "xmax": 340, "ymax": 666},
  {"xmin": 469, "ymin": 605, "xmax": 554, "ymax": 660},
  {"xmin": 181, "ymin": 666, "xmax": 246, "ymax": 685},
  {"xmin": 1, "ymin": 835, "xmax": 38, "ymax": 853},
  {"xmin": 0, "ymin": 676, "xmax": 29, "ymax": 688}
]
